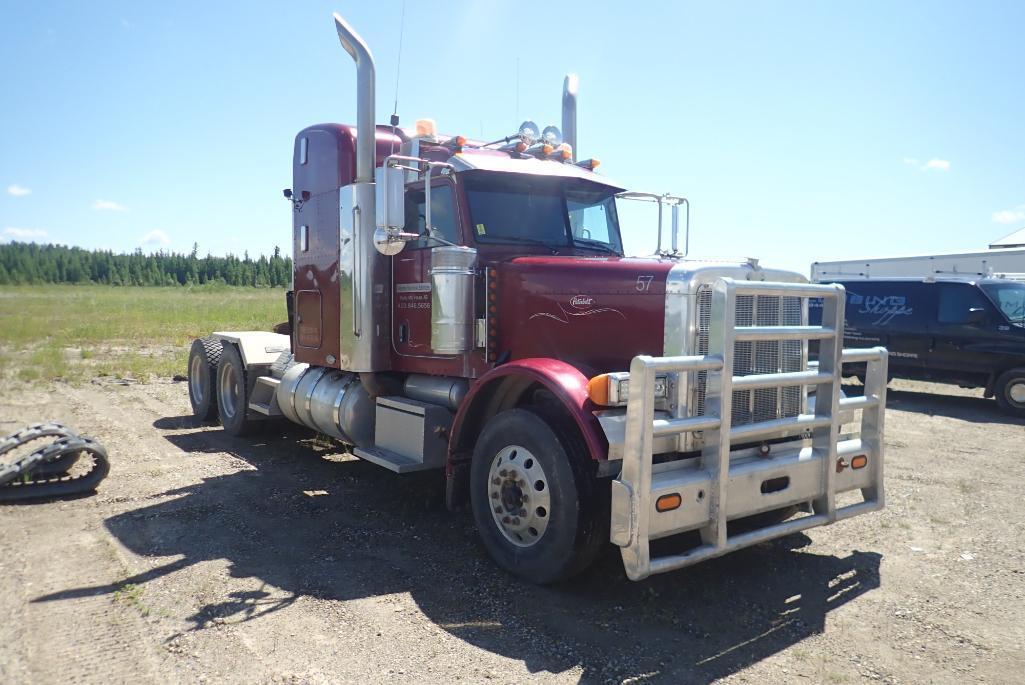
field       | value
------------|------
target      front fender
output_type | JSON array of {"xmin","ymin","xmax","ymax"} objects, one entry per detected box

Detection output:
[{"xmin": 448, "ymin": 358, "xmax": 608, "ymax": 465}]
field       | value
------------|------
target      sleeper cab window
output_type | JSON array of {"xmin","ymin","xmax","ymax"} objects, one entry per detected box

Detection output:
[
  {"xmin": 299, "ymin": 137, "xmax": 308, "ymax": 165},
  {"xmin": 298, "ymin": 225, "xmax": 309, "ymax": 252}
]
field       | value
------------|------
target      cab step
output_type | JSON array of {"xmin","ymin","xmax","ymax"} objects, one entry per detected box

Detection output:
[
  {"xmin": 248, "ymin": 376, "xmax": 282, "ymax": 416},
  {"xmin": 353, "ymin": 446, "xmax": 443, "ymax": 473}
]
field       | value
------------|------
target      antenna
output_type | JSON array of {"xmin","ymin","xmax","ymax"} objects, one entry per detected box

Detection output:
[
  {"xmin": 515, "ymin": 57, "xmax": 520, "ymax": 122},
  {"xmin": 390, "ymin": 0, "xmax": 407, "ymax": 153},
  {"xmin": 393, "ymin": 0, "xmax": 406, "ymax": 119}
]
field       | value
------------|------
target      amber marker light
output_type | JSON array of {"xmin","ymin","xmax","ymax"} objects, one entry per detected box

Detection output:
[
  {"xmin": 851, "ymin": 455, "xmax": 869, "ymax": 469},
  {"xmin": 587, "ymin": 374, "xmax": 611, "ymax": 406},
  {"xmin": 656, "ymin": 493, "xmax": 682, "ymax": 512}
]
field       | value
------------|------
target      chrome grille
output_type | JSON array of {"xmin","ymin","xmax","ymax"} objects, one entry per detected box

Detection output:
[{"xmin": 694, "ymin": 286, "xmax": 804, "ymax": 425}]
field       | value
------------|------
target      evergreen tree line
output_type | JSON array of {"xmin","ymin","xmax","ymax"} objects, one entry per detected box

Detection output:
[{"xmin": 0, "ymin": 242, "xmax": 293, "ymax": 287}]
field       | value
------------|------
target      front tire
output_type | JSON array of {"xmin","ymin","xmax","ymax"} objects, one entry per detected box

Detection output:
[
  {"xmin": 188, "ymin": 337, "xmax": 221, "ymax": 422},
  {"xmin": 994, "ymin": 368, "xmax": 1025, "ymax": 417},
  {"xmin": 470, "ymin": 408, "xmax": 607, "ymax": 584},
  {"xmin": 216, "ymin": 343, "xmax": 259, "ymax": 436}
]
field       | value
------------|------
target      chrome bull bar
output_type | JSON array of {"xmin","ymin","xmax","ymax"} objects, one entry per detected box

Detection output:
[{"xmin": 611, "ymin": 278, "xmax": 888, "ymax": 580}]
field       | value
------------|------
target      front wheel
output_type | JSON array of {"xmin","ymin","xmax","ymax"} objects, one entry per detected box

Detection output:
[
  {"xmin": 994, "ymin": 368, "xmax": 1025, "ymax": 417},
  {"xmin": 470, "ymin": 408, "xmax": 608, "ymax": 584}
]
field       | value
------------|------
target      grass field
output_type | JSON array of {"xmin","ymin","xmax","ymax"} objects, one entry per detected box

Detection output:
[{"xmin": 0, "ymin": 285, "xmax": 286, "ymax": 383}]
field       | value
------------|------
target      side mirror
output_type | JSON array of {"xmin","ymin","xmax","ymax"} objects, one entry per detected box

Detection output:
[
  {"xmin": 967, "ymin": 307, "xmax": 987, "ymax": 325},
  {"xmin": 375, "ymin": 165, "xmax": 406, "ymax": 231},
  {"xmin": 373, "ymin": 165, "xmax": 414, "ymax": 256}
]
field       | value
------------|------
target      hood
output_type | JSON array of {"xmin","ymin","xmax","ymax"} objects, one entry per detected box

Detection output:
[{"xmin": 494, "ymin": 256, "xmax": 676, "ymax": 375}]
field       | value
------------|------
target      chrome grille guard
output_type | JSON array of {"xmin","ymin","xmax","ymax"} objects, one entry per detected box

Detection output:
[{"xmin": 611, "ymin": 277, "xmax": 888, "ymax": 580}]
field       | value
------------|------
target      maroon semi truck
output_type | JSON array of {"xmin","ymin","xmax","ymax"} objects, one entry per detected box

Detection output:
[{"xmin": 187, "ymin": 12, "xmax": 889, "ymax": 583}]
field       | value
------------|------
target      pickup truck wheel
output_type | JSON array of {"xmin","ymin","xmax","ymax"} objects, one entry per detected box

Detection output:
[
  {"xmin": 994, "ymin": 368, "xmax": 1025, "ymax": 417},
  {"xmin": 216, "ymin": 343, "xmax": 258, "ymax": 436},
  {"xmin": 470, "ymin": 408, "xmax": 606, "ymax": 584},
  {"xmin": 188, "ymin": 337, "xmax": 221, "ymax": 422}
]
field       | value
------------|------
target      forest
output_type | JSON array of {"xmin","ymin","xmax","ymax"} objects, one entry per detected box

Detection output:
[{"xmin": 0, "ymin": 242, "xmax": 292, "ymax": 287}]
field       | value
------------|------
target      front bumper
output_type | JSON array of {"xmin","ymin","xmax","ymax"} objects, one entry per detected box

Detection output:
[{"xmin": 610, "ymin": 278, "xmax": 888, "ymax": 580}]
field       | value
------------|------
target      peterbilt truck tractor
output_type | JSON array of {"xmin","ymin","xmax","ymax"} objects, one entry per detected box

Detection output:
[{"xmin": 187, "ymin": 12, "xmax": 889, "ymax": 583}]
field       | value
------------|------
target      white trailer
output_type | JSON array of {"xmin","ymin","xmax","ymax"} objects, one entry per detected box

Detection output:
[{"xmin": 811, "ymin": 247, "xmax": 1025, "ymax": 282}]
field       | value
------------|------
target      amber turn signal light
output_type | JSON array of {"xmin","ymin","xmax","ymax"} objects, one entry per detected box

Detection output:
[
  {"xmin": 850, "ymin": 455, "xmax": 868, "ymax": 469},
  {"xmin": 656, "ymin": 493, "xmax": 682, "ymax": 512},
  {"xmin": 587, "ymin": 374, "xmax": 610, "ymax": 406}
]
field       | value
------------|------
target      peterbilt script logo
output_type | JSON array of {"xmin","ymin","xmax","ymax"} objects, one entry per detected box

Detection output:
[
  {"xmin": 848, "ymin": 291, "xmax": 913, "ymax": 326},
  {"xmin": 528, "ymin": 294, "xmax": 626, "ymax": 324}
]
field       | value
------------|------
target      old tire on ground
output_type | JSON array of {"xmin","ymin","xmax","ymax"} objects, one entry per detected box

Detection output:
[
  {"xmin": 994, "ymin": 368, "xmax": 1025, "ymax": 417},
  {"xmin": 216, "ymin": 343, "xmax": 258, "ymax": 436},
  {"xmin": 188, "ymin": 337, "xmax": 222, "ymax": 422},
  {"xmin": 470, "ymin": 407, "xmax": 608, "ymax": 584}
]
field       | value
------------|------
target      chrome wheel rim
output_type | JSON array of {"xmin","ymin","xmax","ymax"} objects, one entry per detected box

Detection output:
[
  {"xmin": 1009, "ymin": 381, "xmax": 1025, "ymax": 404},
  {"xmin": 219, "ymin": 362, "xmax": 242, "ymax": 419},
  {"xmin": 487, "ymin": 445, "xmax": 551, "ymax": 548},
  {"xmin": 189, "ymin": 354, "xmax": 205, "ymax": 405}
]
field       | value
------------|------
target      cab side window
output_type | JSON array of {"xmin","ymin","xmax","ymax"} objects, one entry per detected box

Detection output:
[
  {"xmin": 937, "ymin": 284, "xmax": 991, "ymax": 324},
  {"xmin": 403, "ymin": 185, "xmax": 459, "ymax": 249}
]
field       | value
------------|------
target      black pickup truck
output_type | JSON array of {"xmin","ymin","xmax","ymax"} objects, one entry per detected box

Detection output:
[{"xmin": 811, "ymin": 277, "xmax": 1025, "ymax": 416}]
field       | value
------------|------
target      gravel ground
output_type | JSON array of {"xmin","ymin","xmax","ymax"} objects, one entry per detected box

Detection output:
[{"xmin": 1, "ymin": 378, "xmax": 1023, "ymax": 684}]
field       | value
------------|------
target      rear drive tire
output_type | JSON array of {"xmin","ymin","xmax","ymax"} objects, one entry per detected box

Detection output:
[
  {"xmin": 216, "ymin": 343, "xmax": 259, "ymax": 436},
  {"xmin": 188, "ymin": 337, "xmax": 222, "ymax": 422},
  {"xmin": 994, "ymin": 368, "xmax": 1025, "ymax": 417},
  {"xmin": 470, "ymin": 407, "xmax": 608, "ymax": 584}
]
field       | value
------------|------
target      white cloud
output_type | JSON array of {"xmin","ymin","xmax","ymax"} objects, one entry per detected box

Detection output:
[
  {"xmin": 903, "ymin": 157, "xmax": 951, "ymax": 172},
  {"xmin": 93, "ymin": 199, "xmax": 128, "ymax": 211},
  {"xmin": 3, "ymin": 227, "xmax": 47, "ymax": 240},
  {"xmin": 6, "ymin": 184, "xmax": 31, "ymax": 196},
  {"xmin": 993, "ymin": 207, "xmax": 1025, "ymax": 225},
  {"xmin": 140, "ymin": 229, "xmax": 170, "ymax": 247},
  {"xmin": 923, "ymin": 158, "xmax": 950, "ymax": 171}
]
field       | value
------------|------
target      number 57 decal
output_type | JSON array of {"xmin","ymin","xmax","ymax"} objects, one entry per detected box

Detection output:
[{"xmin": 636, "ymin": 275, "xmax": 654, "ymax": 292}]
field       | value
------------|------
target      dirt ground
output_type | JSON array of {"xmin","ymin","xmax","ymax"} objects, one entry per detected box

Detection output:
[{"xmin": 1, "ymin": 378, "xmax": 1023, "ymax": 684}]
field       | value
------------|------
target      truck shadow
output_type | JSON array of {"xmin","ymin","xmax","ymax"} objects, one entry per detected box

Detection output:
[
  {"xmin": 842, "ymin": 381, "xmax": 1025, "ymax": 426},
  {"xmin": 34, "ymin": 417, "xmax": 882, "ymax": 684}
]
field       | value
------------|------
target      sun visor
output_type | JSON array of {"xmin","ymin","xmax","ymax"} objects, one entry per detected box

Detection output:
[{"xmin": 447, "ymin": 151, "xmax": 625, "ymax": 192}]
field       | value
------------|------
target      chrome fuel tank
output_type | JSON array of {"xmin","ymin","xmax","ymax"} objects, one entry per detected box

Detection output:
[{"xmin": 277, "ymin": 363, "xmax": 375, "ymax": 447}]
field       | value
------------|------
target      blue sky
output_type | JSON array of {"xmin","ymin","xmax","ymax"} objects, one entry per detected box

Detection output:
[{"xmin": 2, "ymin": 1, "xmax": 1023, "ymax": 275}]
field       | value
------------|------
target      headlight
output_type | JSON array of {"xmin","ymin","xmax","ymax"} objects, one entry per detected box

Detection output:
[{"xmin": 587, "ymin": 372, "xmax": 668, "ymax": 407}]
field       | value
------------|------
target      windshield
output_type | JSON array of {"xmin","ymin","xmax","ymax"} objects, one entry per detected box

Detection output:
[
  {"xmin": 464, "ymin": 175, "xmax": 623, "ymax": 254},
  {"xmin": 981, "ymin": 282, "xmax": 1025, "ymax": 325}
]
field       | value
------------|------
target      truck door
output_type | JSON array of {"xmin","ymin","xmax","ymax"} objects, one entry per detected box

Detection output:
[
  {"xmin": 928, "ymin": 282, "xmax": 1004, "ymax": 385},
  {"xmin": 392, "ymin": 180, "xmax": 461, "ymax": 356}
]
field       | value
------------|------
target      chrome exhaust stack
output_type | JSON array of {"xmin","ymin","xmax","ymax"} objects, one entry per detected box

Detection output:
[
  {"xmin": 332, "ymin": 13, "xmax": 389, "ymax": 372},
  {"xmin": 562, "ymin": 74, "xmax": 578, "ymax": 161},
  {"xmin": 333, "ymin": 12, "xmax": 376, "ymax": 183}
]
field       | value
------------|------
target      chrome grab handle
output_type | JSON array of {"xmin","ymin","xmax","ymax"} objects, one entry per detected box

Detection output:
[{"xmin": 352, "ymin": 204, "xmax": 361, "ymax": 337}]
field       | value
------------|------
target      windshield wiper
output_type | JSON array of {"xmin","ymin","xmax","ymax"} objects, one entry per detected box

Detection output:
[
  {"xmin": 572, "ymin": 237, "xmax": 621, "ymax": 255},
  {"xmin": 479, "ymin": 237, "xmax": 561, "ymax": 254}
]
